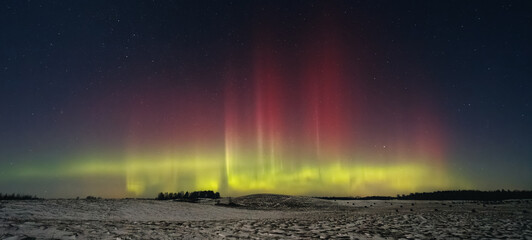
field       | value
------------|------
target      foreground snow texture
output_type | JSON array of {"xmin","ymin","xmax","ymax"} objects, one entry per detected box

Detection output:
[{"xmin": 1, "ymin": 195, "xmax": 531, "ymax": 239}]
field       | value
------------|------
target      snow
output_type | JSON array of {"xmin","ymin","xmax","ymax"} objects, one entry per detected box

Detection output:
[{"xmin": 1, "ymin": 196, "xmax": 531, "ymax": 239}]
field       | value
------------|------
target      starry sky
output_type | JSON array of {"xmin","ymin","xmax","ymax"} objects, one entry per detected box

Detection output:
[{"xmin": 1, "ymin": 1, "xmax": 531, "ymax": 198}]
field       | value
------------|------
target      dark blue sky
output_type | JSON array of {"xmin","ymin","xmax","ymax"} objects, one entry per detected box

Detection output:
[{"xmin": 0, "ymin": 1, "xmax": 530, "ymax": 197}]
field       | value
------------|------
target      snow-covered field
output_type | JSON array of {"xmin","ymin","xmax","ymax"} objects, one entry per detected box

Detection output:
[{"xmin": 1, "ymin": 195, "xmax": 531, "ymax": 239}]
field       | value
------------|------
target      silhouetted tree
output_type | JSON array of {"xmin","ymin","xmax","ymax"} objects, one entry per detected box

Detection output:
[
  {"xmin": 189, "ymin": 191, "xmax": 199, "ymax": 199},
  {"xmin": 157, "ymin": 192, "xmax": 165, "ymax": 200}
]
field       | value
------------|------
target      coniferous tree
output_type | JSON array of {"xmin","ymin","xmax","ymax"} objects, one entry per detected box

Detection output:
[{"xmin": 157, "ymin": 192, "xmax": 164, "ymax": 200}]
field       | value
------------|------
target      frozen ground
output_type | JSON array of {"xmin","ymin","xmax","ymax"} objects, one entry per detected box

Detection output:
[{"xmin": 1, "ymin": 194, "xmax": 531, "ymax": 239}]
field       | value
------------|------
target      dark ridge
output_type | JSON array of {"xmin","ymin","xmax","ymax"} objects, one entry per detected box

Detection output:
[
  {"xmin": 0, "ymin": 193, "xmax": 39, "ymax": 200},
  {"xmin": 397, "ymin": 190, "xmax": 532, "ymax": 201},
  {"xmin": 315, "ymin": 190, "xmax": 532, "ymax": 201}
]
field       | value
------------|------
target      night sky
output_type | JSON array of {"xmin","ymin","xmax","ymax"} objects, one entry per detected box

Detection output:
[{"xmin": 1, "ymin": 1, "xmax": 531, "ymax": 198}]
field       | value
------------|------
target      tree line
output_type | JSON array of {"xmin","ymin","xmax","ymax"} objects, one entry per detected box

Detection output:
[
  {"xmin": 396, "ymin": 190, "xmax": 532, "ymax": 201},
  {"xmin": 317, "ymin": 190, "xmax": 532, "ymax": 201},
  {"xmin": 156, "ymin": 190, "xmax": 220, "ymax": 201},
  {"xmin": 0, "ymin": 193, "xmax": 39, "ymax": 200}
]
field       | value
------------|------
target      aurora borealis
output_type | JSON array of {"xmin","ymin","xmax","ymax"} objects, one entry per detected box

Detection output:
[{"xmin": 1, "ymin": 1, "xmax": 531, "ymax": 198}]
